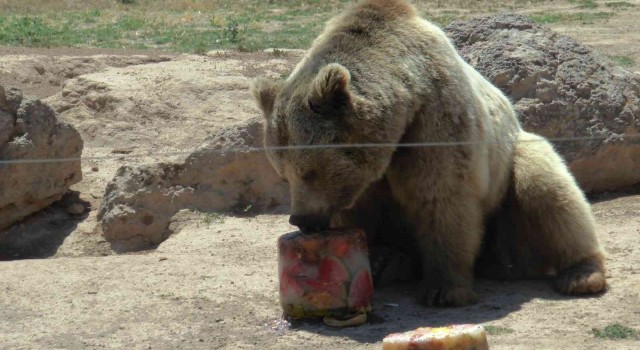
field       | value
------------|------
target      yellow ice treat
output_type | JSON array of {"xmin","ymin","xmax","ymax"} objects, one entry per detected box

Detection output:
[{"xmin": 382, "ymin": 324, "xmax": 489, "ymax": 350}]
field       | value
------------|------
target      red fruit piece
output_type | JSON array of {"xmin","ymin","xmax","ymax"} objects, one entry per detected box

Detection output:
[
  {"xmin": 280, "ymin": 272, "xmax": 304, "ymax": 300},
  {"xmin": 348, "ymin": 269, "xmax": 374, "ymax": 309},
  {"xmin": 283, "ymin": 246, "xmax": 300, "ymax": 260},
  {"xmin": 318, "ymin": 256, "xmax": 350, "ymax": 284},
  {"xmin": 304, "ymin": 288, "xmax": 347, "ymax": 309},
  {"xmin": 328, "ymin": 236, "xmax": 350, "ymax": 257},
  {"xmin": 286, "ymin": 262, "xmax": 319, "ymax": 292},
  {"xmin": 286, "ymin": 261, "xmax": 317, "ymax": 277},
  {"xmin": 303, "ymin": 278, "xmax": 346, "ymax": 296},
  {"xmin": 299, "ymin": 238, "xmax": 323, "ymax": 263},
  {"xmin": 278, "ymin": 233, "xmax": 303, "ymax": 261}
]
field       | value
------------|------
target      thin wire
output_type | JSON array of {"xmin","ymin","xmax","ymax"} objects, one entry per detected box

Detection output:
[{"xmin": 0, "ymin": 133, "xmax": 638, "ymax": 165}]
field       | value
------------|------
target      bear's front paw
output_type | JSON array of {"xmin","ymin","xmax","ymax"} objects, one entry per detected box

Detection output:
[
  {"xmin": 369, "ymin": 246, "xmax": 418, "ymax": 287},
  {"xmin": 417, "ymin": 284, "xmax": 478, "ymax": 307},
  {"xmin": 554, "ymin": 256, "xmax": 607, "ymax": 295}
]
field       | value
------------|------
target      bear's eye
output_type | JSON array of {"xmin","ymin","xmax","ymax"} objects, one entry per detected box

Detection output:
[{"xmin": 301, "ymin": 170, "xmax": 318, "ymax": 183}]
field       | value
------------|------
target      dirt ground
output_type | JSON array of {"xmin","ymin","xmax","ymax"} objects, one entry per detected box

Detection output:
[
  {"xmin": 1, "ymin": 8, "xmax": 640, "ymax": 349},
  {"xmin": 1, "ymin": 194, "xmax": 639, "ymax": 350}
]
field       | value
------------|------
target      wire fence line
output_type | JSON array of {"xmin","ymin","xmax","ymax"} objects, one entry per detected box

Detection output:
[{"xmin": 1, "ymin": 133, "xmax": 639, "ymax": 166}]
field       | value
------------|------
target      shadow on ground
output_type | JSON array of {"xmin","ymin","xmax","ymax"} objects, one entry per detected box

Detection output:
[
  {"xmin": 587, "ymin": 184, "xmax": 640, "ymax": 203},
  {"xmin": 285, "ymin": 277, "xmax": 607, "ymax": 344},
  {"xmin": 0, "ymin": 191, "xmax": 92, "ymax": 260}
]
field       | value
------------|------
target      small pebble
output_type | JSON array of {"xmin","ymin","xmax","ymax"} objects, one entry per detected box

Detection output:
[
  {"xmin": 91, "ymin": 166, "xmax": 99, "ymax": 172},
  {"xmin": 66, "ymin": 203, "xmax": 85, "ymax": 215},
  {"xmin": 33, "ymin": 64, "xmax": 45, "ymax": 75}
]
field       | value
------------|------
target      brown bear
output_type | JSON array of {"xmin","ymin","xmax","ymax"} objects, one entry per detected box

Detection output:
[{"xmin": 250, "ymin": 0, "xmax": 607, "ymax": 307}]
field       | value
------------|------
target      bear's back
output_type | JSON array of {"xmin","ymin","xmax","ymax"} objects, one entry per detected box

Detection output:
[{"xmin": 287, "ymin": 0, "xmax": 457, "ymax": 107}]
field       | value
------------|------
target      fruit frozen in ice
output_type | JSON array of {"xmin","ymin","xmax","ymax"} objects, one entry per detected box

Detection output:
[
  {"xmin": 348, "ymin": 269, "xmax": 374, "ymax": 310},
  {"xmin": 318, "ymin": 256, "xmax": 350, "ymax": 284},
  {"xmin": 277, "ymin": 228, "xmax": 373, "ymax": 320},
  {"xmin": 279, "ymin": 271, "xmax": 304, "ymax": 300},
  {"xmin": 328, "ymin": 235, "xmax": 350, "ymax": 257},
  {"xmin": 382, "ymin": 324, "xmax": 489, "ymax": 350}
]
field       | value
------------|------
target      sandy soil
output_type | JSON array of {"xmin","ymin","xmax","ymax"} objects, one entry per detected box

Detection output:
[
  {"xmin": 0, "ymin": 194, "xmax": 639, "ymax": 350},
  {"xmin": 1, "ymin": 8, "xmax": 640, "ymax": 349}
]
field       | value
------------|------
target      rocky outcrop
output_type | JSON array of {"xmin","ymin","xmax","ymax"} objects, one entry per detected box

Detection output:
[
  {"xmin": 0, "ymin": 85, "xmax": 83, "ymax": 230},
  {"xmin": 49, "ymin": 51, "xmax": 301, "ymax": 251},
  {"xmin": 444, "ymin": 13, "xmax": 640, "ymax": 193},
  {"xmin": 43, "ymin": 53, "xmax": 301, "ymax": 153},
  {"xmin": 97, "ymin": 118, "xmax": 288, "ymax": 248}
]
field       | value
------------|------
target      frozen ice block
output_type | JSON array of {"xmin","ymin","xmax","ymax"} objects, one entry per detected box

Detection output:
[{"xmin": 277, "ymin": 228, "xmax": 373, "ymax": 319}]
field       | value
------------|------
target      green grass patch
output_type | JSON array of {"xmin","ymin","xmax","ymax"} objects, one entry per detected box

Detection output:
[
  {"xmin": 115, "ymin": 17, "xmax": 146, "ymax": 31},
  {"xmin": 0, "ymin": 2, "xmax": 338, "ymax": 53},
  {"xmin": 569, "ymin": 0, "xmax": 599, "ymax": 9},
  {"xmin": 61, "ymin": 10, "xmax": 102, "ymax": 24},
  {"xmin": 592, "ymin": 324, "xmax": 638, "ymax": 340},
  {"xmin": 529, "ymin": 13, "xmax": 564, "ymax": 24},
  {"xmin": 529, "ymin": 11, "xmax": 613, "ymax": 24},
  {"xmin": 484, "ymin": 325, "xmax": 515, "ymax": 335},
  {"xmin": 0, "ymin": 1, "xmax": 621, "ymax": 53},
  {"xmin": 611, "ymin": 55, "xmax": 635, "ymax": 67},
  {"xmin": 571, "ymin": 11, "xmax": 615, "ymax": 23},
  {"xmin": 605, "ymin": 1, "xmax": 636, "ymax": 8},
  {"xmin": 425, "ymin": 12, "xmax": 464, "ymax": 26},
  {"xmin": 0, "ymin": 16, "xmax": 61, "ymax": 47},
  {"xmin": 194, "ymin": 209, "xmax": 225, "ymax": 228}
]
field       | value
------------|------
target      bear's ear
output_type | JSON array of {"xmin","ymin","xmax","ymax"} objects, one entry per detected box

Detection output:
[
  {"xmin": 308, "ymin": 63, "xmax": 352, "ymax": 115},
  {"xmin": 250, "ymin": 77, "xmax": 283, "ymax": 118}
]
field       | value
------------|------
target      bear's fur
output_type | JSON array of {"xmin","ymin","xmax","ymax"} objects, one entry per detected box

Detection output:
[{"xmin": 251, "ymin": 0, "xmax": 607, "ymax": 306}]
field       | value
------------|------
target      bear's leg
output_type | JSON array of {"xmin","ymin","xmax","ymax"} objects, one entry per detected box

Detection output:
[
  {"xmin": 414, "ymin": 196, "xmax": 484, "ymax": 307},
  {"xmin": 332, "ymin": 179, "xmax": 421, "ymax": 286},
  {"xmin": 511, "ymin": 131, "xmax": 607, "ymax": 295}
]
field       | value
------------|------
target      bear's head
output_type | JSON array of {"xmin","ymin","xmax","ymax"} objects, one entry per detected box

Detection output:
[{"xmin": 251, "ymin": 63, "xmax": 397, "ymax": 232}]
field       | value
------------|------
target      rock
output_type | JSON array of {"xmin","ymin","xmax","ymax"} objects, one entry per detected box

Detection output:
[
  {"xmin": 0, "ymin": 54, "xmax": 174, "ymax": 100},
  {"xmin": 85, "ymin": 52, "xmax": 303, "ymax": 251},
  {"xmin": 444, "ymin": 13, "xmax": 640, "ymax": 193},
  {"xmin": 97, "ymin": 118, "xmax": 288, "ymax": 249},
  {"xmin": 66, "ymin": 204, "xmax": 85, "ymax": 215},
  {"xmin": 39, "ymin": 52, "xmax": 304, "ymax": 195},
  {"xmin": 0, "ymin": 85, "xmax": 83, "ymax": 230},
  {"xmin": 43, "ymin": 53, "xmax": 301, "ymax": 155}
]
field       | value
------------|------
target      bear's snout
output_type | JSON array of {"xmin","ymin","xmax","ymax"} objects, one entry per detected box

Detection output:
[{"xmin": 289, "ymin": 214, "xmax": 331, "ymax": 232}]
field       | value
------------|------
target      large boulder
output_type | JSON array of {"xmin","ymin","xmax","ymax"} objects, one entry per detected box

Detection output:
[
  {"xmin": 40, "ymin": 52, "xmax": 304, "ymax": 195},
  {"xmin": 0, "ymin": 52, "xmax": 173, "ymax": 99},
  {"xmin": 444, "ymin": 13, "xmax": 640, "ymax": 193},
  {"xmin": 97, "ymin": 118, "xmax": 288, "ymax": 249},
  {"xmin": 43, "ymin": 52, "xmax": 303, "ymax": 154},
  {"xmin": 91, "ymin": 51, "xmax": 303, "ymax": 250},
  {"xmin": 0, "ymin": 85, "xmax": 83, "ymax": 230}
]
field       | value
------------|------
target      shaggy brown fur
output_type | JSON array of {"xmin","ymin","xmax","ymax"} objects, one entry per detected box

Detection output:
[{"xmin": 250, "ymin": 0, "xmax": 607, "ymax": 306}]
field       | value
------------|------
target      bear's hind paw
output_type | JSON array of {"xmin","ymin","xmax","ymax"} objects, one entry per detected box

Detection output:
[{"xmin": 554, "ymin": 256, "xmax": 607, "ymax": 295}]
